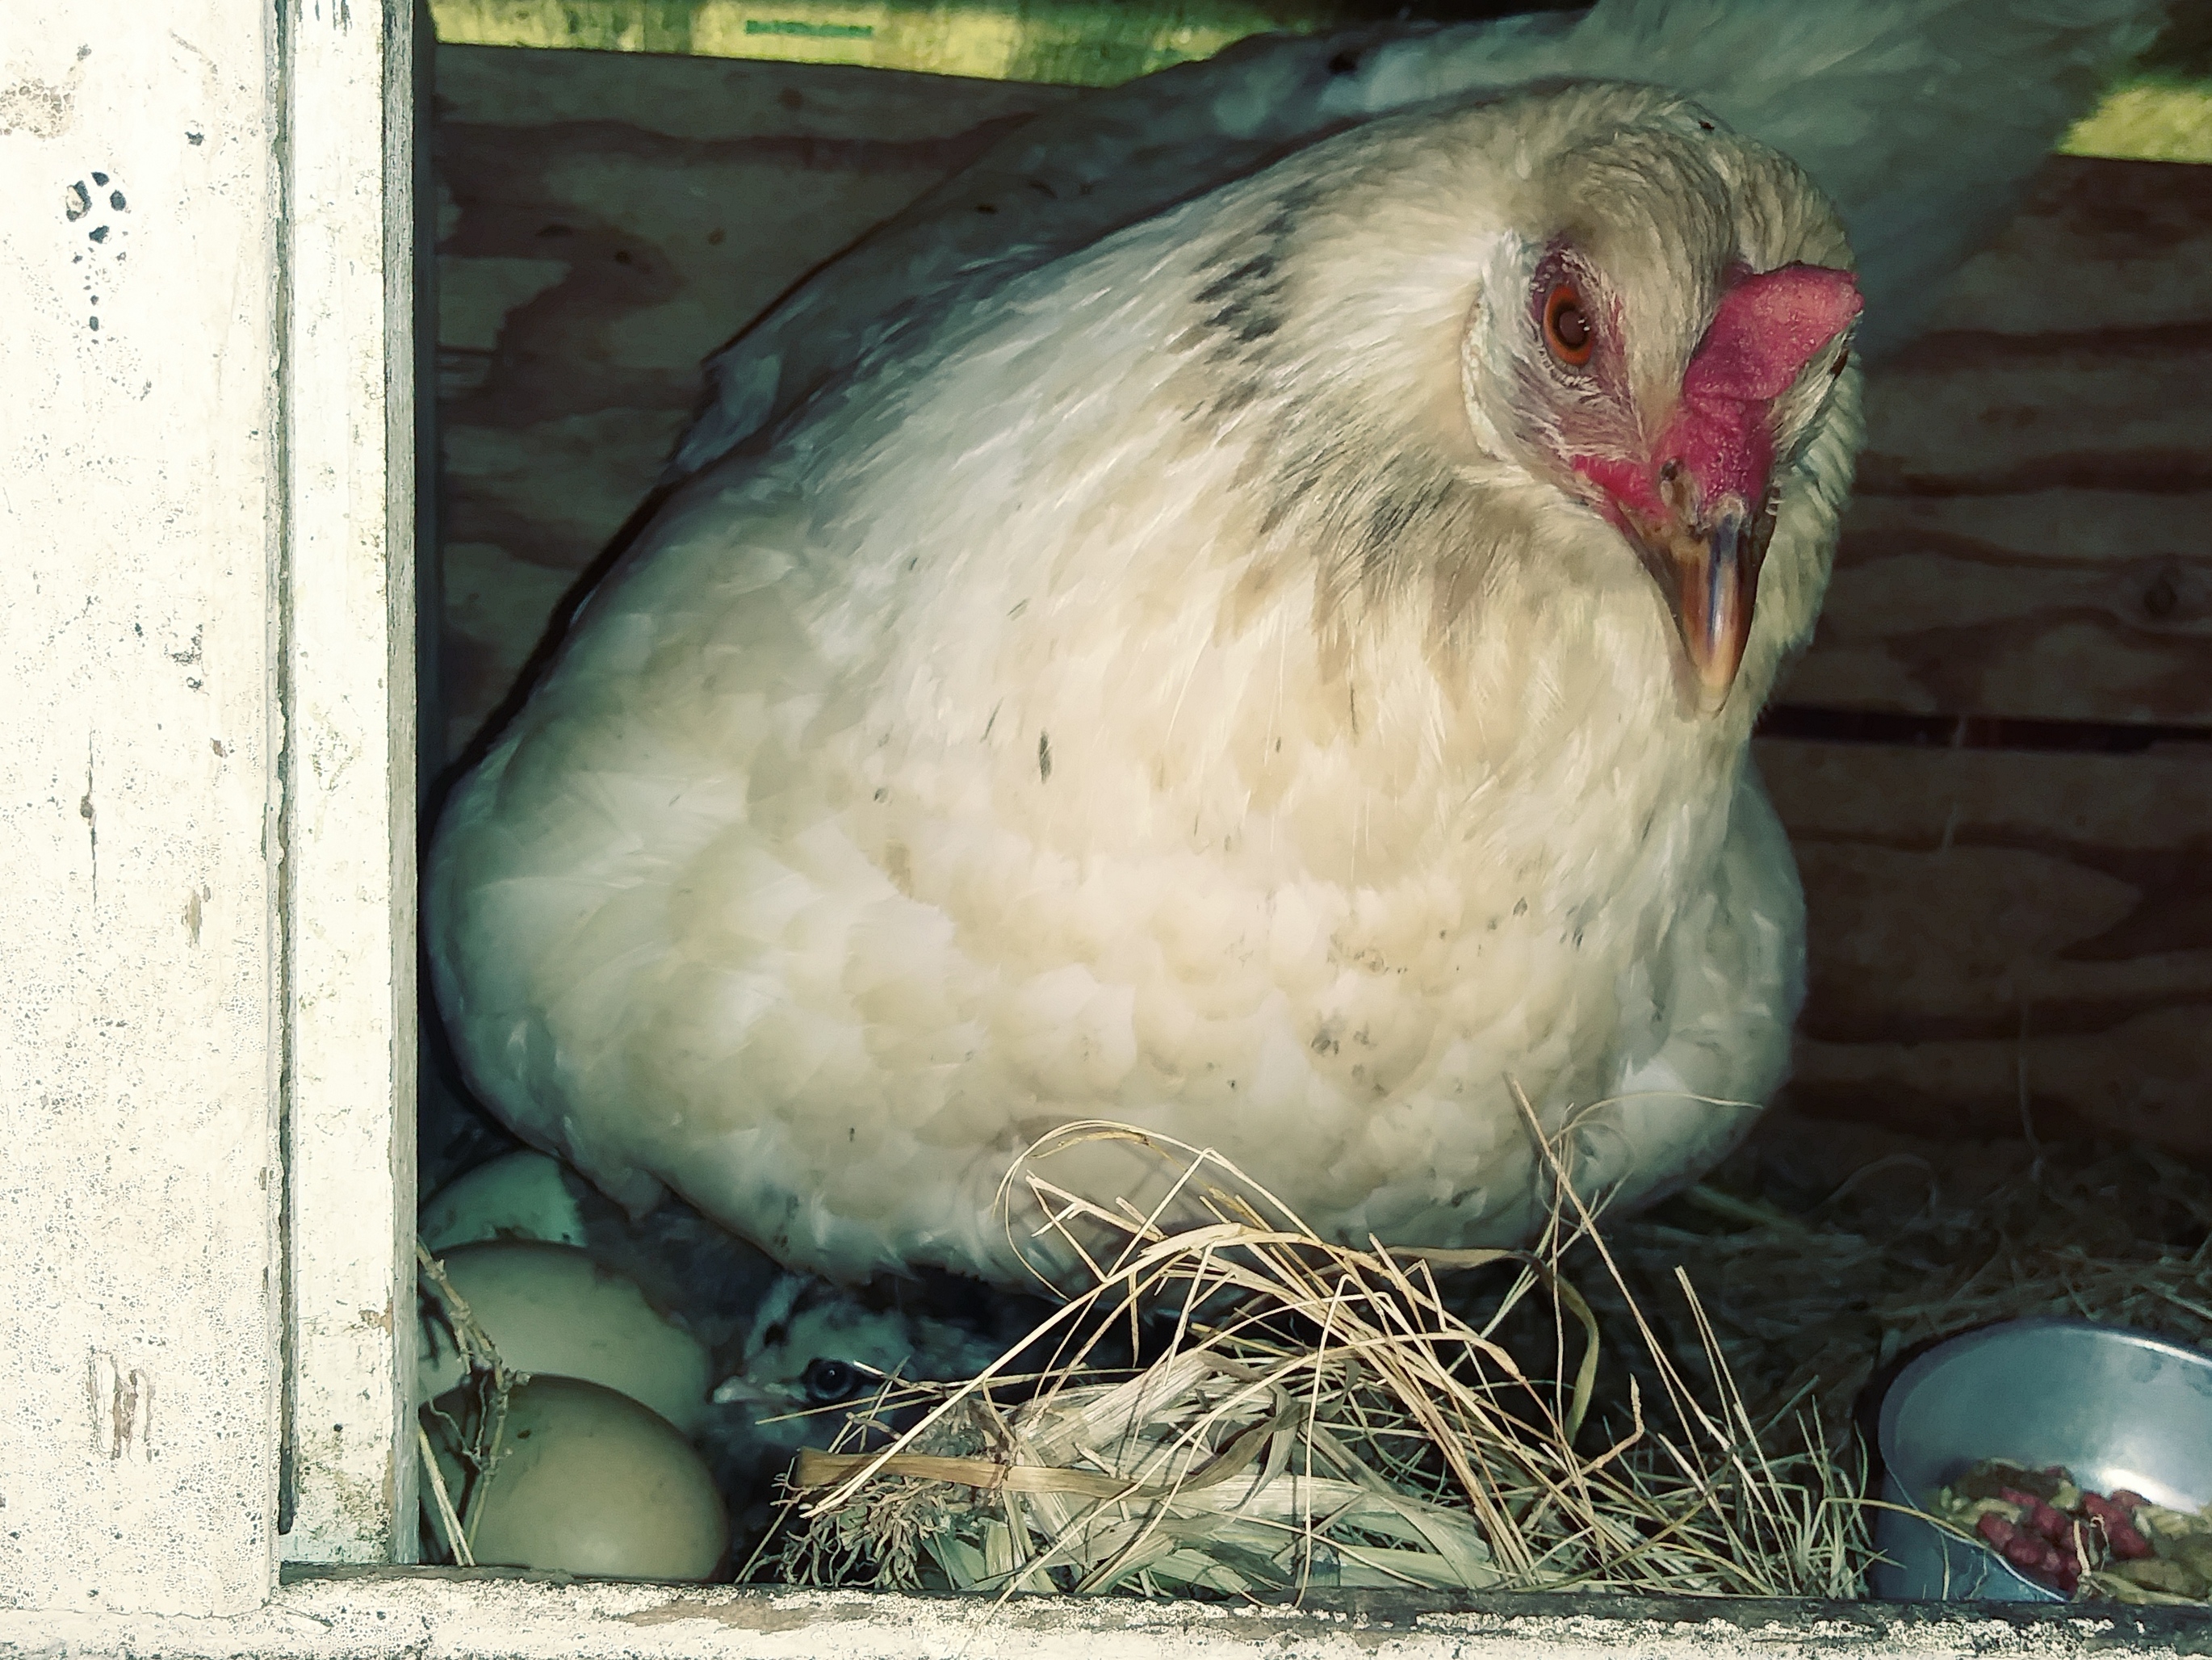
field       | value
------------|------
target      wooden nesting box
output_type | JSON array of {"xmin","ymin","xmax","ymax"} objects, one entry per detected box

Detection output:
[{"xmin": 429, "ymin": 42, "xmax": 2212, "ymax": 1163}]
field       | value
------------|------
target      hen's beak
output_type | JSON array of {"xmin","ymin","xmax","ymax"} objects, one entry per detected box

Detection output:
[{"xmin": 1620, "ymin": 468, "xmax": 1774, "ymax": 715}]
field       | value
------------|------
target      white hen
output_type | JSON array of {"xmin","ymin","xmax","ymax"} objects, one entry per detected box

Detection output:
[
  {"xmin": 430, "ymin": 78, "xmax": 1864, "ymax": 1286},
  {"xmin": 665, "ymin": 0, "xmax": 2164, "ymax": 481}
]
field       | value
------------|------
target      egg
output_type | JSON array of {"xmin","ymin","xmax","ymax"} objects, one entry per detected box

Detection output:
[
  {"xmin": 418, "ymin": 1239, "xmax": 712, "ymax": 1432},
  {"xmin": 428, "ymin": 1375, "xmax": 730, "ymax": 1580},
  {"xmin": 419, "ymin": 1149, "xmax": 588, "ymax": 1252}
]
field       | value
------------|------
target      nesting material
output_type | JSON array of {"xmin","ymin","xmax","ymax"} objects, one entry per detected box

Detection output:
[
  {"xmin": 1598, "ymin": 1122, "xmax": 2212, "ymax": 1445},
  {"xmin": 414, "ymin": 1108, "xmax": 2212, "ymax": 1599},
  {"xmin": 763, "ymin": 1117, "xmax": 1871, "ymax": 1599}
]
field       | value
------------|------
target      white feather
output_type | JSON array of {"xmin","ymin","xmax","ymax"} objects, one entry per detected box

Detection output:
[
  {"xmin": 431, "ymin": 83, "xmax": 1861, "ymax": 1286},
  {"xmin": 667, "ymin": 0, "xmax": 2159, "ymax": 480}
]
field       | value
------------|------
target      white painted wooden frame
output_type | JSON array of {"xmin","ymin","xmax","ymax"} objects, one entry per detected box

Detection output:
[
  {"xmin": 0, "ymin": 0, "xmax": 416, "ymax": 1614},
  {"xmin": 275, "ymin": 0, "xmax": 420, "ymax": 1570},
  {"xmin": 0, "ymin": 1, "xmax": 2204, "ymax": 1652}
]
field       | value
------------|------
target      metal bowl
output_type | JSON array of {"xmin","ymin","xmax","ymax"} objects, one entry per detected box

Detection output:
[{"xmin": 1871, "ymin": 1318, "xmax": 2212, "ymax": 1601}]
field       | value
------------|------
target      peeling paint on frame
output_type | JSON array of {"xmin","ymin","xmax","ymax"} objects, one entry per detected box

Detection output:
[
  {"xmin": 0, "ymin": 0, "xmax": 417, "ymax": 1616},
  {"xmin": 0, "ymin": 0, "xmax": 289, "ymax": 1616}
]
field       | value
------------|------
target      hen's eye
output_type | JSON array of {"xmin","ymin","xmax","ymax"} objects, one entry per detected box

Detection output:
[
  {"xmin": 802, "ymin": 1357, "xmax": 862, "ymax": 1403},
  {"xmin": 1544, "ymin": 283, "xmax": 1593, "ymax": 366}
]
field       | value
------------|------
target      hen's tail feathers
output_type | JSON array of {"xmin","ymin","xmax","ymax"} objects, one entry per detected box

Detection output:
[{"xmin": 1464, "ymin": 0, "xmax": 2170, "ymax": 359}]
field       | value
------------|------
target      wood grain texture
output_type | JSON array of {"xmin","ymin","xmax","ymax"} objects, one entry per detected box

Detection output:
[
  {"xmin": 1782, "ymin": 157, "xmax": 2212, "ymax": 725},
  {"xmin": 432, "ymin": 44, "xmax": 1074, "ymax": 758},
  {"xmin": 1759, "ymin": 736, "xmax": 2212, "ymax": 1155}
]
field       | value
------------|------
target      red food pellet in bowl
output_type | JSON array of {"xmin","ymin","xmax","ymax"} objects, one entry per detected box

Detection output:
[
  {"xmin": 1998, "ymin": 1487, "xmax": 2072, "ymax": 1544},
  {"xmin": 1975, "ymin": 1509, "xmax": 2074, "ymax": 1591},
  {"xmin": 2005, "ymin": 1539, "xmax": 2049, "ymax": 1573},
  {"xmin": 2080, "ymin": 1491, "xmax": 2153, "ymax": 1561}
]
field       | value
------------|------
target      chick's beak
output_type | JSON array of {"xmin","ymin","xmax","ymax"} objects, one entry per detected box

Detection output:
[
  {"xmin": 1619, "ymin": 464, "xmax": 1773, "ymax": 715},
  {"xmin": 710, "ymin": 1375, "xmax": 773, "ymax": 1408}
]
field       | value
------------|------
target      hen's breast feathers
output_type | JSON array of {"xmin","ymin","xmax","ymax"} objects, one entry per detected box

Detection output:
[{"xmin": 430, "ymin": 86, "xmax": 1861, "ymax": 1285}]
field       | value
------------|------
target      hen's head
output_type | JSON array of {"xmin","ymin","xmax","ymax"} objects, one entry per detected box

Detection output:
[
  {"xmin": 1212, "ymin": 81, "xmax": 1862, "ymax": 722},
  {"xmin": 1462, "ymin": 95, "xmax": 1858, "ymax": 711}
]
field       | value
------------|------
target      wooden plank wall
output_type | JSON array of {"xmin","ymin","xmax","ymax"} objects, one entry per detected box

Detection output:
[{"xmin": 431, "ymin": 43, "xmax": 2212, "ymax": 1159}]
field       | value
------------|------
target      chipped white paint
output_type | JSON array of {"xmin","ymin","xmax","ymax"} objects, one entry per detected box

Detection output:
[
  {"xmin": 279, "ymin": 0, "xmax": 420, "ymax": 1568},
  {"xmin": 0, "ymin": 0, "xmax": 284, "ymax": 1617},
  {"xmin": 0, "ymin": 0, "xmax": 416, "ymax": 1615},
  {"xmin": 0, "ymin": 1576, "xmax": 2206, "ymax": 1660}
]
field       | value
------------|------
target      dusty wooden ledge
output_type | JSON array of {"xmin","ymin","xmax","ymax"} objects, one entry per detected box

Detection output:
[{"xmin": 4, "ymin": 1572, "xmax": 2209, "ymax": 1659}]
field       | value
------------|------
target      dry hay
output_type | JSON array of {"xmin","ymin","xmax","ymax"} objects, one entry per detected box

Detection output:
[
  {"xmin": 415, "ymin": 1244, "xmax": 517, "ymax": 1569},
  {"xmin": 756, "ymin": 1102, "xmax": 1873, "ymax": 1600},
  {"xmin": 1601, "ymin": 1120, "xmax": 2212, "ymax": 1447},
  {"xmin": 412, "ymin": 1095, "xmax": 2212, "ymax": 1598}
]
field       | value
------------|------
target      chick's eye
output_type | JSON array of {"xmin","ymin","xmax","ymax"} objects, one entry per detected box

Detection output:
[
  {"xmin": 1543, "ymin": 283, "xmax": 1593, "ymax": 366},
  {"xmin": 802, "ymin": 1357, "xmax": 861, "ymax": 1403}
]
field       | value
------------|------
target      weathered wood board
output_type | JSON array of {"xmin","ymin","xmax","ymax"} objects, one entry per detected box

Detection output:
[
  {"xmin": 1798, "ymin": 154, "xmax": 2212, "ymax": 725},
  {"xmin": 1760, "ymin": 737, "xmax": 2212, "ymax": 1154},
  {"xmin": 430, "ymin": 41, "xmax": 2212, "ymax": 1155},
  {"xmin": 432, "ymin": 45, "xmax": 1075, "ymax": 758}
]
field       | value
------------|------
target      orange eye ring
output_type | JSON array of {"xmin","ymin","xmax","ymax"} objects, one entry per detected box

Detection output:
[{"xmin": 1543, "ymin": 282, "xmax": 1594, "ymax": 366}]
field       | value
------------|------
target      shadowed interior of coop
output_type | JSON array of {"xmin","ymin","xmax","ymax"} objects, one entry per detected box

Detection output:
[{"xmin": 408, "ymin": 5, "xmax": 2212, "ymax": 1603}]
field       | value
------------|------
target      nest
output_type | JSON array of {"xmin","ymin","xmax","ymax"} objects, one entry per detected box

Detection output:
[
  {"xmin": 1597, "ymin": 1123, "xmax": 2212, "ymax": 1447},
  {"xmin": 756, "ymin": 1106, "xmax": 2212, "ymax": 1601},
  {"xmin": 759, "ymin": 1105, "xmax": 1872, "ymax": 1599},
  {"xmin": 413, "ymin": 1089, "xmax": 2212, "ymax": 1599}
]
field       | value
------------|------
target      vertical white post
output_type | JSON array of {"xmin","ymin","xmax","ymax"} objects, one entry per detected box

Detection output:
[
  {"xmin": 279, "ymin": 0, "xmax": 419, "ymax": 1566},
  {"xmin": 0, "ymin": 0, "xmax": 417, "ymax": 1609},
  {"xmin": 0, "ymin": 2, "xmax": 284, "ymax": 1615}
]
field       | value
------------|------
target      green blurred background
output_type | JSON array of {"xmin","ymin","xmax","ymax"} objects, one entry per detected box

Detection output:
[{"xmin": 429, "ymin": 0, "xmax": 2212, "ymax": 161}]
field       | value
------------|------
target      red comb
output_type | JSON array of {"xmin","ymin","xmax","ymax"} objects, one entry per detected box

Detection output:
[
  {"xmin": 1657, "ymin": 262, "xmax": 1860, "ymax": 517},
  {"xmin": 1684, "ymin": 263, "xmax": 1862, "ymax": 406}
]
